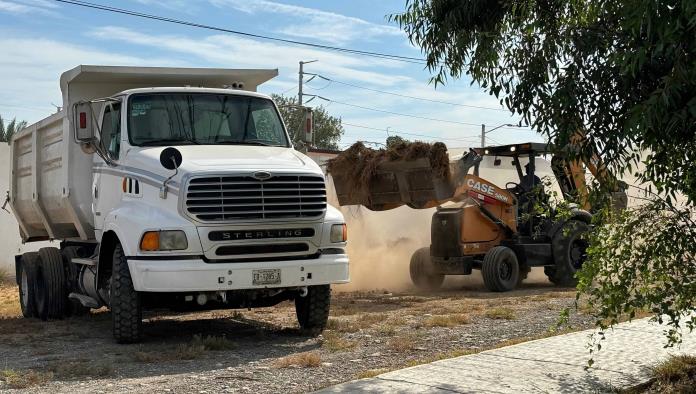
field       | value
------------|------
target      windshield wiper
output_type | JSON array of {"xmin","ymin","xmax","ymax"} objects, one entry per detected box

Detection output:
[{"xmin": 138, "ymin": 138, "xmax": 201, "ymax": 146}]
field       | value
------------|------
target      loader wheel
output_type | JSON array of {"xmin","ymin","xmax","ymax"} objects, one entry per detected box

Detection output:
[
  {"xmin": 295, "ymin": 285, "xmax": 331, "ymax": 336},
  {"xmin": 409, "ymin": 247, "xmax": 444, "ymax": 291},
  {"xmin": 61, "ymin": 247, "xmax": 89, "ymax": 316},
  {"xmin": 482, "ymin": 246, "xmax": 519, "ymax": 292},
  {"xmin": 38, "ymin": 247, "xmax": 68, "ymax": 319},
  {"xmin": 18, "ymin": 252, "xmax": 40, "ymax": 318},
  {"xmin": 111, "ymin": 243, "xmax": 143, "ymax": 343},
  {"xmin": 546, "ymin": 220, "xmax": 590, "ymax": 287}
]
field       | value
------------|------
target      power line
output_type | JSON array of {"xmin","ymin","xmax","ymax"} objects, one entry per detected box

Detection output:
[
  {"xmin": 52, "ymin": 0, "xmax": 427, "ymax": 64},
  {"xmin": 342, "ymin": 122, "xmax": 480, "ymax": 143},
  {"xmin": 307, "ymin": 73, "xmax": 510, "ymax": 112},
  {"xmin": 278, "ymin": 85, "xmax": 298, "ymax": 95},
  {"xmin": 307, "ymin": 95, "xmax": 485, "ymax": 128}
]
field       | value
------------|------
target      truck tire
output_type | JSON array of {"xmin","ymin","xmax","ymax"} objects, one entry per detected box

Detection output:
[
  {"xmin": 482, "ymin": 246, "xmax": 519, "ymax": 292},
  {"xmin": 38, "ymin": 247, "xmax": 68, "ymax": 319},
  {"xmin": 18, "ymin": 252, "xmax": 40, "ymax": 318},
  {"xmin": 61, "ymin": 247, "xmax": 89, "ymax": 316},
  {"xmin": 33, "ymin": 260, "xmax": 49, "ymax": 321},
  {"xmin": 111, "ymin": 243, "xmax": 143, "ymax": 343},
  {"xmin": 409, "ymin": 247, "xmax": 444, "ymax": 291},
  {"xmin": 546, "ymin": 220, "xmax": 590, "ymax": 287},
  {"xmin": 295, "ymin": 285, "xmax": 331, "ymax": 336}
]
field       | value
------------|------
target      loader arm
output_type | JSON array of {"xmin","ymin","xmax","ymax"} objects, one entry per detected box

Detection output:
[{"xmin": 551, "ymin": 132, "xmax": 627, "ymax": 212}]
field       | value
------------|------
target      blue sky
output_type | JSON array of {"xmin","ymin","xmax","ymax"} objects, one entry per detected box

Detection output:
[{"xmin": 0, "ymin": 0, "xmax": 542, "ymax": 148}]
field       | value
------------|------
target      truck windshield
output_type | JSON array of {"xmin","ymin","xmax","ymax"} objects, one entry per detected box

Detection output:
[{"xmin": 127, "ymin": 93, "xmax": 289, "ymax": 147}]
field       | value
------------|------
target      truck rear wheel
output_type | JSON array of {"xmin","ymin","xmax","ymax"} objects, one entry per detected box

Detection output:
[
  {"xmin": 111, "ymin": 243, "xmax": 143, "ymax": 343},
  {"xmin": 546, "ymin": 220, "xmax": 590, "ymax": 287},
  {"xmin": 409, "ymin": 247, "xmax": 444, "ymax": 291},
  {"xmin": 18, "ymin": 252, "xmax": 40, "ymax": 318},
  {"xmin": 482, "ymin": 246, "xmax": 519, "ymax": 292},
  {"xmin": 295, "ymin": 285, "xmax": 331, "ymax": 336},
  {"xmin": 38, "ymin": 247, "xmax": 68, "ymax": 319}
]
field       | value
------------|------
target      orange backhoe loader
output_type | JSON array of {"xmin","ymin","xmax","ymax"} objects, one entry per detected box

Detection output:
[{"xmin": 330, "ymin": 141, "xmax": 626, "ymax": 292}]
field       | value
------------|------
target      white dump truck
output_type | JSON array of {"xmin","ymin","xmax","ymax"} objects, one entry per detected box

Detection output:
[{"xmin": 8, "ymin": 65, "xmax": 349, "ymax": 343}]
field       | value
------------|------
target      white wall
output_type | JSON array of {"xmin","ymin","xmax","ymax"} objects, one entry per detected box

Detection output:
[{"xmin": 0, "ymin": 144, "xmax": 52, "ymax": 277}]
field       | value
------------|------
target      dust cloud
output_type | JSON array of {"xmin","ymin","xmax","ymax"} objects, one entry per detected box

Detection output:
[{"xmin": 324, "ymin": 155, "xmax": 560, "ymax": 293}]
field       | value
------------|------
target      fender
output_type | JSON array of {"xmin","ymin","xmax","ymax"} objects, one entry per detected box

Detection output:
[
  {"xmin": 547, "ymin": 208, "xmax": 592, "ymax": 239},
  {"xmin": 99, "ymin": 200, "xmax": 204, "ymax": 282}
]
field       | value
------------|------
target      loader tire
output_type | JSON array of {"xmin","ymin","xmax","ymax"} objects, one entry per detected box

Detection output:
[
  {"xmin": 38, "ymin": 247, "xmax": 68, "ymax": 319},
  {"xmin": 18, "ymin": 252, "xmax": 40, "ymax": 318},
  {"xmin": 482, "ymin": 246, "xmax": 519, "ymax": 292},
  {"xmin": 409, "ymin": 247, "xmax": 444, "ymax": 291},
  {"xmin": 295, "ymin": 285, "xmax": 331, "ymax": 336},
  {"xmin": 546, "ymin": 220, "xmax": 590, "ymax": 287},
  {"xmin": 111, "ymin": 243, "xmax": 143, "ymax": 343},
  {"xmin": 61, "ymin": 247, "xmax": 89, "ymax": 316}
]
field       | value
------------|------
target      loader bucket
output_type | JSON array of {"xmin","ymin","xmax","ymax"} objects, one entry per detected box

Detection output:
[{"xmin": 328, "ymin": 142, "xmax": 455, "ymax": 211}]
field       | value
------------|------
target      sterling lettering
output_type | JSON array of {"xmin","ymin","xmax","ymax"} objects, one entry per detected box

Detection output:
[{"xmin": 210, "ymin": 228, "xmax": 313, "ymax": 241}]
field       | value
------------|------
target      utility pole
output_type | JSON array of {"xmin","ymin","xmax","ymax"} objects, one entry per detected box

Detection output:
[
  {"xmin": 298, "ymin": 60, "xmax": 317, "ymax": 106},
  {"xmin": 481, "ymin": 123, "xmax": 515, "ymax": 147},
  {"xmin": 481, "ymin": 124, "xmax": 485, "ymax": 148}
]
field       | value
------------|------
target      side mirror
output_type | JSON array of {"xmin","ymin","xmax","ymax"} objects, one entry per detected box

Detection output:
[
  {"xmin": 302, "ymin": 107, "xmax": 313, "ymax": 145},
  {"xmin": 160, "ymin": 147, "xmax": 183, "ymax": 170},
  {"xmin": 74, "ymin": 102, "xmax": 96, "ymax": 142}
]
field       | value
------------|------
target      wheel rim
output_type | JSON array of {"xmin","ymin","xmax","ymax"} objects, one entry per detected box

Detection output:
[
  {"xmin": 569, "ymin": 238, "xmax": 588, "ymax": 270},
  {"xmin": 499, "ymin": 259, "xmax": 513, "ymax": 281},
  {"xmin": 20, "ymin": 270, "xmax": 29, "ymax": 306}
]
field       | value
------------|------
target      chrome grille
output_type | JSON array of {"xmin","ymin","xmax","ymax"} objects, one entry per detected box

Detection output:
[{"xmin": 185, "ymin": 174, "xmax": 327, "ymax": 222}]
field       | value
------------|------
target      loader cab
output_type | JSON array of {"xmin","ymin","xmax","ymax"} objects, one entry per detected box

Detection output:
[{"xmin": 473, "ymin": 142, "xmax": 552, "ymax": 236}]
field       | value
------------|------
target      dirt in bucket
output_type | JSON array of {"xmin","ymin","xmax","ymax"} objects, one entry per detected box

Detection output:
[{"xmin": 327, "ymin": 141, "xmax": 451, "ymax": 206}]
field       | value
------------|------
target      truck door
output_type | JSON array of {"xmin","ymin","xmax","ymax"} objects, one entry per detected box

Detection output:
[{"xmin": 93, "ymin": 102, "xmax": 123, "ymax": 236}]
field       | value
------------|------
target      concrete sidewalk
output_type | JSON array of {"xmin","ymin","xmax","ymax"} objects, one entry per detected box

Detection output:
[{"xmin": 319, "ymin": 317, "xmax": 696, "ymax": 393}]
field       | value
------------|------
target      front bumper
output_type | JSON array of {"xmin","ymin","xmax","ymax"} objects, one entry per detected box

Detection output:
[{"xmin": 127, "ymin": 254, "xmax": 349, "ymax": 292}]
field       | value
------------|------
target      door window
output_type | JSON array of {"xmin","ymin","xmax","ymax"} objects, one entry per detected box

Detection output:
[{"xmin": 101, "ymin": 102, "xmax": 122, "ymax": 160}]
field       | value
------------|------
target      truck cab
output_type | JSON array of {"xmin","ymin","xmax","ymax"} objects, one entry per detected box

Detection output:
[{"xmin": 10, "ymin": 65, "xmax": 349, "ymax": 343}]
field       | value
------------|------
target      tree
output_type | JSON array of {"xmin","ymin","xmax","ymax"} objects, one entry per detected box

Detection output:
[
  {"xmin": 272, "ymin": 94, "xmax": 344, "ymax": 150},
  {"xmin": 0, "ymin": 115, "xmax": 27, "ymax": 144},
  {"xmin": 393, "ymin": 1, "xmax": 696, "ymax": 347}
]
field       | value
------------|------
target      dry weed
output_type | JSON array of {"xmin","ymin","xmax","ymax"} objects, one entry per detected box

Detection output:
[
  {"xmin": 0, "ymin": 285, "xmax": 21, "ymax": 317},
  {"xmin": 484, "ymin": 307, "xmax": 516, "ymax": 320},
  {"xmin": 322, "ymin": 331, "xmax": 357, "ymax": 352},
  {"xmin": 273, "ymin": 352, "xmax": 321, "ymax": 368},
  {"xmin": 0, "ymin": 369, "xmax": 52, "ymax": 389},
  {"xmin": 326, "ymin": 318, "xmax": 359, "ymax": 333},
  {"xmin": 356, "ymin": 368, "xmax": 389, "ymax": 379},
  {"xmin": 47, "ymin": 360, "xmax": 113, "ymax": 379},
  {"xmin": 387, "ymin": 333, "xmax": 420, "ymax": 352},
  {"xmin": 424, "ymin": 314, "xmax": 471, "ymax": 328}
]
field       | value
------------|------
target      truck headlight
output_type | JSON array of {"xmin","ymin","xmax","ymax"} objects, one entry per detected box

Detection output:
[
  {"xmin": 140, "ymin": 230, "xmax": 188, "ymax": 251},
  {"xmin": 330, "ymin": 224, "xmax": 347, "ymax": 243}
]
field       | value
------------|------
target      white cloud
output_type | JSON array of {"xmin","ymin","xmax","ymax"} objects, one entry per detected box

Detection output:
[
  {"xmin": 0, "ymin": 34, "xmax": 182, "ymax": 123},
  {"xmin": 89, "ymin": 26, "xmax": 411, "ymax": 87},
  {"xmin": 0, "ymin": 0, "xmax": 57, "ymax": 15},
  {"xmin": 210, "ymin": 0, "xmax": 402, "ymax": 45}
]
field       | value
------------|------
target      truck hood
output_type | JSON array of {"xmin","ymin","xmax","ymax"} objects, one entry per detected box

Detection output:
[{"xmin": 126, "ymin": 145, "xmax": 322, "ymax": 174}]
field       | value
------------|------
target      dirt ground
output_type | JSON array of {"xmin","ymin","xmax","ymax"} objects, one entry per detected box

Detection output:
[{"xmin": 0, "ymin": 269, "xmax": 595, "ymax": 393}]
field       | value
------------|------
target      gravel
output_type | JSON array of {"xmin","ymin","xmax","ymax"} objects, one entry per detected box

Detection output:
[{"xmin": 0, "ymin": 279, "xmax": 595, "ymax": 393}]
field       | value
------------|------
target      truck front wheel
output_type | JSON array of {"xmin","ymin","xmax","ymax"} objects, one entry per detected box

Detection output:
[
  {"xmin": 295, "ymin": 285, "xmax": 331, "ymax": 336},
  {"xmin": 111, "ymin": 243, "xmax": 143, "ymax": 343}
]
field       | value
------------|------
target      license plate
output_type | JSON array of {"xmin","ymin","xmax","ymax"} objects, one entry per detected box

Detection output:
[{"xmin": 252, "ymin": 269, "xmax": 281, "ymax": 285}]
